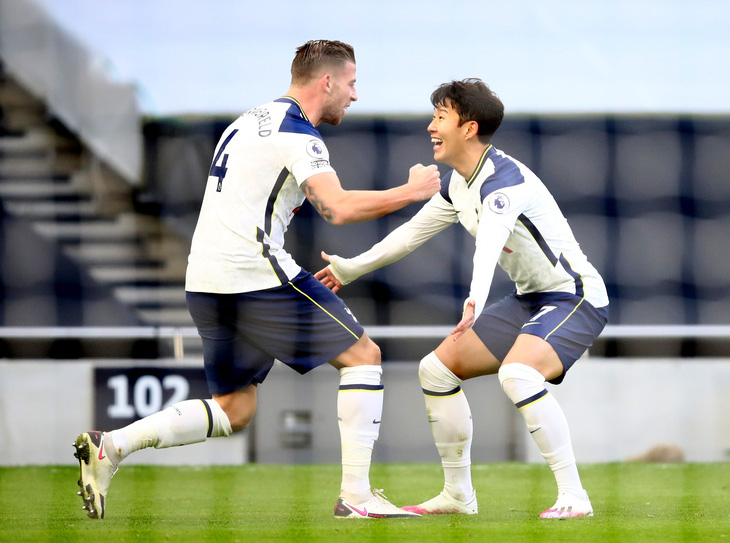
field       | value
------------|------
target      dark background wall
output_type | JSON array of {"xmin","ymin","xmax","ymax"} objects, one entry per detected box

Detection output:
[{"xmin": 143, "ymin": 114, "xmax": 730, "ymax": 329}]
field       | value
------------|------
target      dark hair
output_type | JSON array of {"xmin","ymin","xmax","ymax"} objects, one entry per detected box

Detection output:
[
  {"xmin": 430, "ymin": 78, "xmax": 504, "ymax": 142},
  {"xmin": 291, "ymin": 40, "xmax": 356, "ymax": 84}
]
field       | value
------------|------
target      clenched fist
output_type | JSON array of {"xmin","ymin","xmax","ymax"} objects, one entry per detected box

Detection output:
[{"xmin": 406, "ymin": 163, "xmax": 441, "ymax": 201}]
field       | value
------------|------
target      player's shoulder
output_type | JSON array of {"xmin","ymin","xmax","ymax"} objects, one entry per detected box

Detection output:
[
  {"xmin": 272, "ymin": 97, "xmax": 323, "ymax": 139},
  {"xmin": 481, "ymin": 146, "xmax": 538, "ymax": 194},
  {"xmin": 439, "ymin": 169, "xmax": 455, "ymax": 203},
  {"xmin": 231, "ymin": 98, "xmax": 323, "ymax": 140}
]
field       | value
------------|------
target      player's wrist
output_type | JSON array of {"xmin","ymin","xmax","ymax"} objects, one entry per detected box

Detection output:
[{"xmin": 328, "ymin": 255, "xmax": 353, "ymax": 285}]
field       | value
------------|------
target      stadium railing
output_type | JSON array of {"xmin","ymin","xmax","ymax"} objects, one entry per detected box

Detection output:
[{"xmin": 1, "ymin": 325, "xmax": 729, "ymax": 360}]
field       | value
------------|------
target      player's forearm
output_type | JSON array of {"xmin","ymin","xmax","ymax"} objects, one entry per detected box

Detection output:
[
  {"xmin": 329, "ymin": 228, "xmax": 414, "ymax": 284},
  {"xmin": 324, "ymin": 184, "xmax": 420, "ymax": 225},
  {"xmin": 328, "ymin": 202, "xmax": 454, "ymax": 284}
]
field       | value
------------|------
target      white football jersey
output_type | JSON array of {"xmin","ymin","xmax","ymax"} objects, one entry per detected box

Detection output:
[
  {"xmin": 329, "ymin": 145, "xmax": 609, "ymax": 315},
  {"xmin": 185, "ymin": 97, "xmax": 336, "ymax": 294},
  {"xmin": 442, "ymin": 145, "xmax": 609, "ymax": 311}
]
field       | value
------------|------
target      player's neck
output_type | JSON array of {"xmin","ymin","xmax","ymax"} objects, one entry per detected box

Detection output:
[
  {"xmin": 284, "ymin": 86, "xmax": 323, "ymax": 126},
  {"xmin": 452, "ymin": 142, "xmax": 491, "ymax": 179}
]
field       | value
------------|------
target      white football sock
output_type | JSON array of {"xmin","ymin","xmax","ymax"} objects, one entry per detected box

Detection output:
[
  {"xmin": 419, "ymin": 352, "xmax": 474, "ymax": 502},
  {"xmin": 498, "ymin": 363, "xmax": 584, "ymax": 497},
  {"xmin": 337, "ymin": 365, "xmax": 383, "ymax": 503},
  {"xmin": 107, "ymin": 398, "xmax": 232, "ymax": 462}
]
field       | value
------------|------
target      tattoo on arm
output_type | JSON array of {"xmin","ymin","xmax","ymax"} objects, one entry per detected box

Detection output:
[{"xmin": 303, "ymin": 180, "xmax": 334, "ymax": 223}]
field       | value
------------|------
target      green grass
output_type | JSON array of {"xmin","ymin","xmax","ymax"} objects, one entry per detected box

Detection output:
[{"xmin": 1, "ymin": 463, "xmax": 728, "ymax": 542}]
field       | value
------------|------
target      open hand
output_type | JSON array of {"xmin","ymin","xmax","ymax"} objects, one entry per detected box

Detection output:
[
  {"xmin": 314, "ymin": 251, "xmax": 343, "ymax": 293},
  {"xmin": 450, "ymin": 298, "xmax": 475, "ymax": 340}
]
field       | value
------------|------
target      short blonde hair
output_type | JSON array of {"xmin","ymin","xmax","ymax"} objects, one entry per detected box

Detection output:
[{"xmin": 290, "ymin": 40, "xmax": 356, "ymax": 84}]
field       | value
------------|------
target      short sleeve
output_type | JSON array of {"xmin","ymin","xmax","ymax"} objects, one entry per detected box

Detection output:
[{"xmin": 281, "ymin": 135, "xmax": 336, "ymax": 185}]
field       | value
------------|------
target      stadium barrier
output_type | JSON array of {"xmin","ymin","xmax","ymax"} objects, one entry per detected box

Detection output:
[
  {"xmin": 1, "ymin": 325, "xmax": 729, "ymax": 466},
  {"xmin": 2, "ymin": 324, "xmax": 730, "ymax": 359}
]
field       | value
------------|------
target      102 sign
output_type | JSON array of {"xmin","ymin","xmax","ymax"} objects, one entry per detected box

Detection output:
[{"xmin": 94, "ymin": 367, "xmax": 208, "ymax": 429}]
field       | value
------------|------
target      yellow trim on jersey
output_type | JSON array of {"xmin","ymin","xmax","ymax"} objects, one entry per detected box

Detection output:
[
  {"xmin": 287, "ymin": 282, "xmax": 361, "ymax": 340},
  {"xmin": 280, "ymin": 96, "xmax": 309, "ymax": 122},
  {"xmin": 467, "ymin": 144, "xmax": 493, "ymax": 186}
]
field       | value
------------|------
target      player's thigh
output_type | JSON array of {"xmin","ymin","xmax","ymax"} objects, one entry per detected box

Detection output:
[
  {"xmin": 502, "ymin": 334, "xmax": 564, "ymax": 382},
  {"xmin": 222, "ymin": 271, "xmax": 366, "ymax": 376},
  {"xmin": 511, "ymin": 295, "xmax": 608, "ymax": 384},
  {"xmin": 434, "ymin": 328, "xmax": 502, "ymax": 380},
  {"xmin": 269, "ymin": 271, "xmax": 367, "ymax": 371},
  {"xmin": 187, "ymin": 291, "xmax": 276, "ymax": 393}
]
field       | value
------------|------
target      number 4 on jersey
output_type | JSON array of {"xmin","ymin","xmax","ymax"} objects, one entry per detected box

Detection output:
[{"xmin": 209, "ymin": 129, "xmax": 238, "ymax": 192}]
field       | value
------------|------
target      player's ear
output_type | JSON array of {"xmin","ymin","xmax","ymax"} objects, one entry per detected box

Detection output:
[
  {"xmin": 321, "ymin": 73, "xmax": 332, "ymax": 93},
  {"xmin": 464, "ymin": 121, "xmax": 479, "ymax": 140}
]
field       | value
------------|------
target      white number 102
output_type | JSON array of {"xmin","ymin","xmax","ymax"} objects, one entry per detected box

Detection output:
[{"xmin": 107, "ymin": 374, "xmax": 190, "ymax": 418}]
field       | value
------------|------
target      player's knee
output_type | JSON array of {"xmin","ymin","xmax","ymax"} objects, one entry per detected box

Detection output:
[
  {"xmin": 498, "ymin": 363, "xmax": 545, "ymax": 400},
  {"xmin": 213, "ymin": 392, "xmax": 256, "ymax": 433},
  {"xmin": 418, "ymin": 353, "xmax": 436, "ymax": 386},
  {"xmin": 365, "ymin": 338, "xmax": 381, "ymax": 365},
  {"xmin": 225, "ymin": 407, "xmax": 254, "ymax": 433},
  {"xmin": 419, "ymin": 351, "xmax": 461, "ymax": 393},
  {"xmin": 355, "ymin": 336, "xmax": 381, "ymax": 366},
  {"xmin": 333, "ymin": 335, "xmax": 381, "ymax": 368}
]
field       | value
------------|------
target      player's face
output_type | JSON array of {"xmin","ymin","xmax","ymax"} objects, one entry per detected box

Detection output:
[
  {"xmin": 321, "ymin": 61, "xmax": 358, "ymax": 126},
  {"xmin": 427, "ymin": 101, "xmax": 466, "ymax": 165}
]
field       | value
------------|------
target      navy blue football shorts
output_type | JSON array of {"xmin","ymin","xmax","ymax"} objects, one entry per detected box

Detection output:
[
  {"xmin": 186, "ymin": 270, "xmax": 364, "ymax": 395},
  {"xmin": 472, "ymin": 292, "xmax": 608, "ymax": 385}
]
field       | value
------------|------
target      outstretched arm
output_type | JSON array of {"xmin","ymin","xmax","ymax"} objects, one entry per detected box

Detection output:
[
  {"xmin": 301, "ymin": 164, "xmax": 440, "ymax": 225},
  {"xmin": 316, "ymin": 194, "xmax": 458, "ymax": 289}
]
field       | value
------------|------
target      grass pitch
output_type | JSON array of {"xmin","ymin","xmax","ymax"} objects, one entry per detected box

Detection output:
[{"xmin": 1, "ymin": 462, "xmax": 728, "ymax": 542}]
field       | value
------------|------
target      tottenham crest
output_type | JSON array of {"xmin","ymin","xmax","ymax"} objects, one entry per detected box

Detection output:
[{"xmin": 488, "ymin": 192, "xmax": 510, "ymax": 214}]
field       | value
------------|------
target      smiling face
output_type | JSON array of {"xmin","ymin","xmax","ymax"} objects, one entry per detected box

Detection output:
[
  {"xmin": 320, "ymin": 61, "xmax": 358, "ymax": 126},
  {"xmin": 427, "ymin": 99, "xmax": 471, "ymax": 167}
]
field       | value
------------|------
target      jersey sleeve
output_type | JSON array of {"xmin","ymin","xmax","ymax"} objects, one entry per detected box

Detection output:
[
  {"xmin": 479, "ymin": 182, "xmax": 525, "ymax": 232},
  {"xmin": 328, "ymin": 192, "xmax": 458, "ymax": 285},
  {"xmin": 469, "ymin": 221, "xmax": 511, "ymax": 318},
  {"xmin": 281, "ymin": 134, "xmax": 336, "ymax": 184}
]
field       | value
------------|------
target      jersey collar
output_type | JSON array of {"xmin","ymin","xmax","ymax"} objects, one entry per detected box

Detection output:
[
  {"xmin": 466, "ymin": 144, "xmax": 494, "ymax": 186},
  {"xmin": 275, "ymin": 96, "xmax": 310, "ymax": 123}
]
